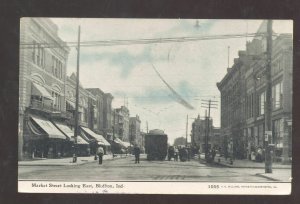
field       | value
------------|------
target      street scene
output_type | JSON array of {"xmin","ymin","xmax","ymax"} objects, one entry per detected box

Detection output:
[
  {"xmin": 19, "ymin": 154, "xmax": 290, "ymax": 182},
  {"xmin": 18, "ymin": 18, "xmax": 292, "ymax": 187}
]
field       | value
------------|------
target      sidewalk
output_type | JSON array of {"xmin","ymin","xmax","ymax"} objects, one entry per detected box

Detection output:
[
  {"xmin": 18, "ymin": 154, "xmax": 130, "ymax": 166},
  {"xmin": 198, "ymin": 154, "xmax": 291, "ymax": 182},
  {"xmin": 199, "ymin": 154, "xmax": 291, "ymax": 169}
]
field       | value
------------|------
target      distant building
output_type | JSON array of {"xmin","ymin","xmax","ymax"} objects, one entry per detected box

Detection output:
[
  {"xmin": 86, "ymin": 88, "xmax": 105, "ymax": 134},
  {"xmin": 104, "ymin": 93, "xmax": 114, "ymax": 139},
  {"xmin": 129, "ymin": 115, "xmax": 141, "ymax": 146},
  {"xmin": 191, "ymin": 115, "xmax": 219, "ymax": 153},
  {"xmin": 115, "ymin": 106, "xmax": 130, "ymax": 141},
  {"xmin": 65, "ymin": 73, "xmax": 90, "ymax": 128}
]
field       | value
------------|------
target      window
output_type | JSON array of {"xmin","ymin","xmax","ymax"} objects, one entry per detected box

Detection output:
[
  {"xmin": 32, "ymin": 40, "xmax": 36, "ymax": 62},
  {"xmin": 259, "ymin": 91, "xmax": 265, "ymax": 115},
  {"xmin": 272, "ymin": 82, "xmax": 283, "ymax": 109},
  {"xmin": 52, "ymin": 56, "xmax": 63, "ymax": 79},
  {"xmin": 52, "ymin": 92, "xmax": 61, "ymax": 110}
]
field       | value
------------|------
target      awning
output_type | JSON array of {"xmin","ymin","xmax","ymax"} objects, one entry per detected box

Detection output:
[
  {"xmin": 80, "ymin": 127, "xmax": 110, "ymax": 146},
  {"xmin": 30, "ymin": 116, "xmax": 66, "ymax": 139},
  {"xmin": 66, "ymin": 101, "xmax": 83, "ymax": 113},
  {"xmin": 113, "ymin": 138, "xmax": 128, "ymax": 148},
  {"xmin": 66, "ymin": 101, "xmax": 75, "ymax": 110},
  {"xmin": 32, "ymin": 83, "xmax": 53, "ymax": 100},
  {"xmin": 121, "ymin": 141, "xmax": 131, "ymax": 148},
  {"xmin": 53, "ymin": 122, "xmax": 89, "ymax": 145}
]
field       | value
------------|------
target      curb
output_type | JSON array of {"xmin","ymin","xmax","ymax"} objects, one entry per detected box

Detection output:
[
  {"xmin": 18, "ymin": 155, "xmax": 130, "ymax": 166},
  {"xmin": 255, "ymin": 173, "xmax": 281, "ymax": 181},
  {"xmin": 200, "ymin": 158, "xmax": 291, "ymax": 169}
]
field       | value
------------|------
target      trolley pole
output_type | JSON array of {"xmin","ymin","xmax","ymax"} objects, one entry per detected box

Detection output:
[
  {"xmin": 201, "ymin": 99, "xmax": 218, "ymax": 162},
  {"xmin": 73, "ymin": 25, "xmax": 81, "ymax": 163}
]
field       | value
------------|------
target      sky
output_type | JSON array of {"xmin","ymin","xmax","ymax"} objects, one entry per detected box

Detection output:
[{"xmin": 50, "ymin": 18, "xmax": 292, "ymax": 144}]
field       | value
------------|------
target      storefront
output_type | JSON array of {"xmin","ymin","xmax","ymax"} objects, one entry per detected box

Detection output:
[
  {"xmin": 24, "ymin": 115, "xmax": 67, "ymax": 159},
  {"xmin": 80, "ymin": 126, "xmax": 111, "ymax": 155},
  {"xmin": 53, "ymin": 122, "xmax": 90, "ymax": 156},
  {"xmin": 111, "ymin": 137, "xmax": 130, "ymax": 154}
]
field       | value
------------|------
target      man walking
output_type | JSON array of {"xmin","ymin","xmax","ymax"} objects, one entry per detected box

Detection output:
[
  {"xmin": 133, "ymin": 145, "xmax": 141, "ymax": 164},
  {"xmin": 97, "ymin": 146, "xmax": 104, "ymax": 165}
]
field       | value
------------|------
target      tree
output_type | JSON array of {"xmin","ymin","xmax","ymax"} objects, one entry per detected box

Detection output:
[{"xmin": 173, "ymin": 137, "xmax": 186, "ymax": 146}]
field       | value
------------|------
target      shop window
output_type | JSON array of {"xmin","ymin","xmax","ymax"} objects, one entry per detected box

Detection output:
[{"xmin": 272, "ymin": 82, "xmax": 283, "ymax": 109}]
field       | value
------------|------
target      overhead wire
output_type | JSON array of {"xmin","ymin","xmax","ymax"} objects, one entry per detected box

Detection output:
[{"xmin": 20, "ymin": 32, "xmax": 270, "ymax": 49}]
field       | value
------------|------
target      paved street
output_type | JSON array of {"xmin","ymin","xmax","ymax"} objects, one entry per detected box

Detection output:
[{"xmin": 18, "ymin": 155, "xmax": 290, "ymax": 182}]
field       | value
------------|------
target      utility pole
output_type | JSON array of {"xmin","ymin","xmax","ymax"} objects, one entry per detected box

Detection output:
[
  {"xmin": 201, "ymin": 99, "xmax": 218, "ymax": 162},
  {"xmin": 265, "ymin": 20, "xmax": 273, "ymax": 173},
  {"xmin": 112, "ymin": 109, "xmax": 115, "ymax": 158},
  {"xmin": 73, "ymin": 25, "xmax": 81, "ymax": 163},
  {"xmin": 228, "ymin": 46, "xmax": 230, "ymax": 69},
  {"xmin": 146, "ymin": 121, "xmax": 149, "ymax": 133},
  {"xmin": 186, "ymin": 114, "xmax": 188, "ymax": 147}
]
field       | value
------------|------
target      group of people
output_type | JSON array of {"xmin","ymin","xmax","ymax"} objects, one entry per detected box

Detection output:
[
  {"xmin": 95, "ymin": 145, "xmax": 141, "ymax": 165},
  {"xmin": 168, "ymin": 146, "xmax": 192, "ymax": 162}
]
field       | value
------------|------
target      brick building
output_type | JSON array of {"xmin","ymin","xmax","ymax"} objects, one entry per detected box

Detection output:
[
  {"xmin": 191, "ymin": 115, "xmax": 219, "ymax": 153},
  {"xmin": 19, "ymin": 18, "xmax": 70, "ymax": 159},
  {"xmin": 217, "ymin": 31, "xmax": 292, "ymax": 162},
  {"xmin": 129, "ymin": 115, "xmax": 141, "ymax": 146}
]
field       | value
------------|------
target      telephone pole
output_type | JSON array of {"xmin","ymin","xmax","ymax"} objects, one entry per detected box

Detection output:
[
  {"xmin": 73, "ymin": 25, "xmax": 81, "ymax": 163},
  {"xmin": 265, "ymin": 20, "xmax": 273, "ymax": 173},
  {"xmin": 201, "ymin": 99, "xmax": 218, "ymax": 161},
  {"xmin": 186, "ymin": 115, "xmax": 188, "ymax": 147}
]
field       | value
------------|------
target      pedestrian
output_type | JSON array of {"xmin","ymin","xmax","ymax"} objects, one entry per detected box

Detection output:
[
  {"xmin": 133, "ymin": 145, "xmax": 141, "ymax": 164},
  {"xmin": 211, "ymin": 147, "xmax": 216, "ymax": 162},
  {"xmin": 96, "ymin": 146, "xmax": 104, "ymax": 165},
  {"xmin": 174, "ymin": 147, "xmax": 179, "ymax": 162}
]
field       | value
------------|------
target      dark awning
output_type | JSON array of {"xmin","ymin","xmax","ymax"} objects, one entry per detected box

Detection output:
[{"xmin": 30, "ymin": 116, "xmax": 66, "ymax": 139}]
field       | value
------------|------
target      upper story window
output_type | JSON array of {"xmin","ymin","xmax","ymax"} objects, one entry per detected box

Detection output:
[
  {"xmin": 52, "ymin": 55, "xmax": 63, "ymax": 80},
  {"xmin": 32, "ymin": 40, "xmax": 45, "ymax": 68},
  {"xmin": 259, "ymin": 91, "xmax": 265, "ymax": 116}
]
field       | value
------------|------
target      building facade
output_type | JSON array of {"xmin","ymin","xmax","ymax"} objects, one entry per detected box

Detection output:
[
  {"xmin": 191, "ymin": 115, "xmax": 218, "ymax": 153},
  {"xmin": 19, "ymin": 18, "xmax": 70, "ymax": 160},
  {"xmin": 65, "ymin": 73, "xmax": 90, "ymax": 128},
  {"xmin": 217, "ymin": 33, "xmax": 293, "ymax": 162},
  {"xmin": 129, "ymin": 115, "xmax": 141, "ymax": 146},
  {"xmin": 115, "ymin": 106, "xmax": 130, "ymax": 142}
]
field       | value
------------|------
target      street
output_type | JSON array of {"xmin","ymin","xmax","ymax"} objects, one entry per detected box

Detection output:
[{"xmin": 18, "ymin": 155, "xmax": 289, "ymax": 182}]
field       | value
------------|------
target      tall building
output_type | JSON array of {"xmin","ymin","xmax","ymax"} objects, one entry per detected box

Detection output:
[
  {"xmin": 191, "ymin": 115, "xmax": 216, "ymax": 153},
  {"xmin": 86, "ymin": 88, "xmax": 113, "ymax": 139},
  {"xmin": 65, "ymin": 73, "xmax": 90, "ymax": 128},
  {"xmin": 86, "ymin": 88, "xmax": 105, "ymax": 134},
  {"xmin": 115, "ymin": 106, "xmax": 130, "ymax": 142},
  {"xmin": 103, "ymin": 93, "xmax": 114, "ymax": 139},
  {"xmin": 19, "ymin": 18, "xmax": 70, "ymax": 160},
  {"xmin": 217, "ymin": 31, "xmax": 292, "ymax": 162},
  {"xmin": 129, "ymin": 115, "xmax": 141, "ymax": 146}
]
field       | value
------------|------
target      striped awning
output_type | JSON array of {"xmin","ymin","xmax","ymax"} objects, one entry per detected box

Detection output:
[
  {"xmin": 53, "ymin": 122, "xmax": 89, "ymax": 145},
  {"xmin": 80, "ymin": 127, "xmax": 110, "ymax": 146},
  {"xmin": 30, "ymin": 116, "xmax": 66, "ymax": 139}
]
